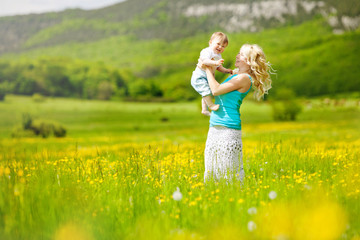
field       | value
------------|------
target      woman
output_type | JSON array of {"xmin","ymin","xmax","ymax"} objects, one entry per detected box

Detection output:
[{"xmin": 203, "ymin": 44, "xmax": 272, "ymax": 182}]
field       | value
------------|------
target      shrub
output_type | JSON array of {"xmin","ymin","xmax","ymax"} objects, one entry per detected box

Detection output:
[
  {"xmin": 0, "ymin": 85, "xmax": 7, "ymax": 101},
  {"xmin": 272, "ymin": 100, "xmax": 303, "ymax": 121},
  {"xmin": 271, "ymin": 88, "xmax": 303, "ymax": 121},
  {"xmin": 32, "ymin": 93, "xmax": 46, "ymax": 102},
  {"xmin": 31, "ymin": 120, "xmax": 53, "ymax": 138},
  {"xmin": 0, "ymin": 90, "xmax": 5, "ymax": 101},
  {"xmin": 12, "ymin": 114, "xmax": 67, "ymax": 138},
  {"xmin": 97, "ymin": 81, "xmax": 113, "ymax": 100},
  {"xmin": 52, "ymin": 123, "xmax": 67, "ymax": 137},
  {"xmin": 11, "ymin": 127, "xmax": 36, "ymax": 138},
  {"xmin": 22, "ymin": 113, "xmax": 32, "ymax": 130}
]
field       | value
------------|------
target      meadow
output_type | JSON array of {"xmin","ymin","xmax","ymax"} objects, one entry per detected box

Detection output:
[{"xmin": 0, "ymin": 95, "xmax": 359, "ymax": 240}]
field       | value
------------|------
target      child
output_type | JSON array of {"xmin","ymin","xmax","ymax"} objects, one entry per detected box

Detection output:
[{"xmin": 191, "ymin": 32, "xmax": 233, "ymax": 116}]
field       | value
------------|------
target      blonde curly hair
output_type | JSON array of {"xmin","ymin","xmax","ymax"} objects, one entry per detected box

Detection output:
[{"xmin": 239, "ymin": 44, "xmax": 273, "ymax": 100}]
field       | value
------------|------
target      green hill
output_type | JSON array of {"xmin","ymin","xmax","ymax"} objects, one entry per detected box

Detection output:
[
  {"xmin": 0, "ymin": 0, "xmax": 359, "ymax": 101},
  {"xmin": 1, "ymin": 0, "xmax": 359, "ymax": 55}
]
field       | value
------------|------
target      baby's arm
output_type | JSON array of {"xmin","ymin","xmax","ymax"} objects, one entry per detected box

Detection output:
[
  {"xmin": 217, "ymin": 65, "xmax": 233, "ymax": 75},
  {"xmin": 198, "ymin": 48, "xmax": 223, "ymax": 68},
  {"xmin": 201, "ymin": 58, "xmax": 224, "ymax": 67}
]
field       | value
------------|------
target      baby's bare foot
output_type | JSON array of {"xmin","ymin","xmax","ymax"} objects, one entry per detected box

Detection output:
[
  {"xmin": 209, "ymin": 104, "xmax": 219, "ymax": 111},
  {"xmin": 201, "ymin": 110, "xmax": 211, "ymax": 116}
]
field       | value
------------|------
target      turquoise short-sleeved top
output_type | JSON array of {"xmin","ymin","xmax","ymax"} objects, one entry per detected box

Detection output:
[{"xmin": 209, "ymin": 74, "xmax": 253, "ymax": 130}]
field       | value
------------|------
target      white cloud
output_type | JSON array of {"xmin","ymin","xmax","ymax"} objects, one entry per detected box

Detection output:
[{"xmin": 0, "ymin": 0, "xmax": 125, "ymax": 17}]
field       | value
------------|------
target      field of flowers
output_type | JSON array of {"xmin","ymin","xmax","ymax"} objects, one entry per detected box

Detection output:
[{"xmin": 0, "ymin": 95, "xmax": 359, "ymax": 239}]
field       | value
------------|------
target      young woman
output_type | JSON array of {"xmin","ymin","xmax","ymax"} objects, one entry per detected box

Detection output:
[{"xmin": 203, "ymin": 44, "xmax": 272, "ymax": 182}]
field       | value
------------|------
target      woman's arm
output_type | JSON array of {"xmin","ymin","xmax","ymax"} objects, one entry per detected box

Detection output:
[{"xmin": 205, "ymin": 67, "xmax": 251, "ymax": 96}]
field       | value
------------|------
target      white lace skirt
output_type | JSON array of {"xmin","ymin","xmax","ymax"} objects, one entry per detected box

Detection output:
[{"xmin": 204, "ymin": 126, "xmax": 245, "ymax": 182}]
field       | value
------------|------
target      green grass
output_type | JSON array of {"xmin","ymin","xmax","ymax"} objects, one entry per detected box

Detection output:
[{"xmin": 0, "ymin": 95, "xmax": 359, "ymax": 239}]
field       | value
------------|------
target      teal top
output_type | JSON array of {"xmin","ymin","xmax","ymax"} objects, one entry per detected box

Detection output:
[{"xmin": 209, "ymin": 74, "xmax": 253, "ymax": 130}]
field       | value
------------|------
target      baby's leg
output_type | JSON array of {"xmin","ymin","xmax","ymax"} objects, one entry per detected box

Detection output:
[
  {"xmin": 203, "ymin": 95, "xmax": 219, "ymax": 112},
  {"xmin": 201, "ymin": 98, "xmax": 211, "ymax": 116}
]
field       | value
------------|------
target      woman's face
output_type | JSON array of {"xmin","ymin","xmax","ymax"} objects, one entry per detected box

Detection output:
[{"xmin": 235, "ymin": 51, "xmax": 249, "ymax": 69}]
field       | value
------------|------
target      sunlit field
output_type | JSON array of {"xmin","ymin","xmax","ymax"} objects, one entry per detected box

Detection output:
[{"xmin": 0, "ymin": 95, "xmax": 359, "ymax": 240}]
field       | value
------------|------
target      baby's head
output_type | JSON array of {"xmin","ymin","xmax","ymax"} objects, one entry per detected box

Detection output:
[{"xmin": 209, "ymin": 32, "xmax": 228, "ymax": 54}]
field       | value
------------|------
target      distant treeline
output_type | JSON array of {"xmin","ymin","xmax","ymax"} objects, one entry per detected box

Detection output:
[
  {"xmin": 0, "ymin": 58, "xmax": 197, "ymax": 101},
  {"xmin": 1, "ymin": 27, "xmax": 360, "ymax": 102}
]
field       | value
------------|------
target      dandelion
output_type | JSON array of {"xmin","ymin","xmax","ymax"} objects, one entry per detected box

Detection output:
[
  {"xmin": 189, "ymin": 201, "xmax": 196, "ymax": 206},
  {"xmin": 172, "ymin": 187, "xmax": 182, "ymax": 201},
  {"xmin": 17, "ymin": 170, "xmax": 24, "ymax": 177},
  {"xmin": 248, "ymin": 207, "xmax": 257, "ymax": 215},
  {"xmin": 269, "ymin": 191, "xmax": 277, "ymax": 200},
  {"xmin": 248, "ymin": 221, "xmax": 257, "ymax": 232}
]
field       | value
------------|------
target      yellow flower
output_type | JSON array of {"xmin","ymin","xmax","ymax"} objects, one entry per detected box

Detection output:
[
  {"xmin": 17, "ymin": 170, "xmax": 24, "ymax": 177},
  {"xmin": 14, "ymin": 188, "xmax": 20, "ymax": 196},
  {"xmin": 189, "ymin": 201, "xmax": 196, "ymax": 206}
]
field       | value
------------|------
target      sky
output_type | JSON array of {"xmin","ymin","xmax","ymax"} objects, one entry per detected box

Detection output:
[{"xmin": 0, "ymin": 0, "xmax": 126, "ymax": 17}]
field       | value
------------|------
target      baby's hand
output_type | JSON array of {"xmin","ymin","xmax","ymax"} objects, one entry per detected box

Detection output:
[{"xmin": 216, "ymin": 59, "xmax": 224, "ymax": 66}]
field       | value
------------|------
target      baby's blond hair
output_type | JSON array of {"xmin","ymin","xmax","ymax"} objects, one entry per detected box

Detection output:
[
  {"xmin": 210, "ymin": 32, "xmax": 228, "ymax": 46},
  {"xmin": 240, "ymin": 44, "xmax": 273, "ymax": 100}
]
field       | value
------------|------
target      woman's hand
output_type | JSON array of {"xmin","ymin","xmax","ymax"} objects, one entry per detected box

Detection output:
[
  {"xmin": 204, "ymin": 64, "xmax": 217, "ymax": 73},
  {"xmin": 198, "ymin": 59, "xmax": 218, "ymax": 72}
]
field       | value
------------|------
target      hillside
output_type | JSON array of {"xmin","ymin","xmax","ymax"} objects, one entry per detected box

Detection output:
[
  {"xmin": 0, "ymin": 0, "xmax": 359, "ymax": 101},
  {"xmin": 1, "ymin": 0, "xmax": 359, "ymax": 55}
]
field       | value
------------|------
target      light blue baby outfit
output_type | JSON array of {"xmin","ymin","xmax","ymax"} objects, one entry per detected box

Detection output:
[
  {"xmin": 191, "ymin": 47, "xmax": 222, "ymax": 97},
  {"xmin": 210, "ymin": 74, "xmax": 253, "ymax": 130}
]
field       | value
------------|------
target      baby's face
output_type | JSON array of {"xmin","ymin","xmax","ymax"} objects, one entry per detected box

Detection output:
[{"xmin": 209, "ymin": 38, "xmax": 227, "ymax": 54}]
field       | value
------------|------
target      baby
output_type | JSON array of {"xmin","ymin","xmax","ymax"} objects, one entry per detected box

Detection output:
[{"xmin": 191, "ymin": 32, "xmax": 233, "ymax": 116}]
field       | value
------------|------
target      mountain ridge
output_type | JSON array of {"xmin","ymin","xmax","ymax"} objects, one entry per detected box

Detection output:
[{"xmin": 0, "ymin": 0, "xmax": 359, "ymax": 55}]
